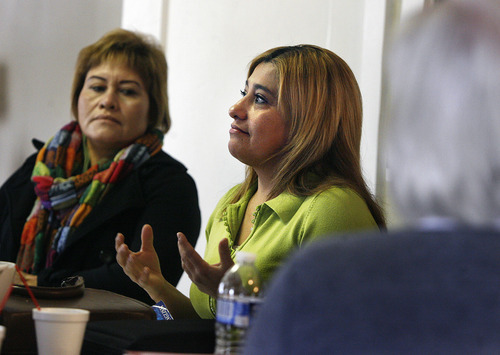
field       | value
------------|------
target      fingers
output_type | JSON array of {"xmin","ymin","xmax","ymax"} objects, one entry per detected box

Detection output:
[
  {"xmin": 218, "ymin": 238, "xmax": 233, "ymax": 269},
  {"xmin": 115, "ymin": 233, "xmax": 130, "ymax": 267},
  {"xmin": 177, "ymin": 232, "xmax": 202, "ymax": 262},
  {"xmin": 115, "ymin": 232, "xmax": 143, "ymax": 281},
  {"xmin": 115, "ymin": 233, "xmax": 125, "ymax": 252},
  {"xmin": 115, "ymin": 226, "xmax": 164, "ymax": 297},
  {"xmin": 140, "ymin": 224, "xmax": 155, "ymax": 253},
  {"xmin": 176, "ymin": 232, "xmax": 189, "ymax": 247},
  {"xmin": 178, "ymin": 232, "xmax": 196, "ymax": 275},
  {"xmin": 177, "ymin": 232, "xmax": 207, "ymax": 275},
  {"xmin": 121, "ymin": 253, "xmax": 148, "ymax": 283}
]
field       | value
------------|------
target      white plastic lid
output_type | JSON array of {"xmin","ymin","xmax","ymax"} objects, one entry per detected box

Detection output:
[
  {"xmin": 32, "ymin": 308, "xmax": 90, "ymax": 322},
  {"xmin": 235, "ymin": 251, "xmax": 257, "ymax": 264}
]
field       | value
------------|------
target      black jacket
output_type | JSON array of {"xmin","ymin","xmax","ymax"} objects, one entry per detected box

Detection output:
[{"xmin": 0, "ymin": 142, "xmax": 201, "ymax": 304}]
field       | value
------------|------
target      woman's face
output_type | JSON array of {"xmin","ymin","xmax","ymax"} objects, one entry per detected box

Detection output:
[
  {"xmin": 228, "ymin": 62, "xmax": 288, "ymax": 172},
  {"xmin": 77, "ymin": 61, "xmax": 149, "ymax": 161}
]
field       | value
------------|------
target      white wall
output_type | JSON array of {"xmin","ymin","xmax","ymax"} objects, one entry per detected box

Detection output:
[{"xmin": 0, "ymin": 0, "xmax": 123, "ymax": 184}]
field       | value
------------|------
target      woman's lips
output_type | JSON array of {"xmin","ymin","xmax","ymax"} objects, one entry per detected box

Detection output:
[
  {"xmin": 230, "ymin": 124, "xmax": 248, "ymax": 135},
  {"xmin": 92, "ymin": 115, "xmax": 120, "ymax": 124}
]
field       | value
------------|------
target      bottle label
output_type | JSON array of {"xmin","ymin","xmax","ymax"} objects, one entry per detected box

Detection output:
[{"xmin": 216, "ymin": 298, "xmax": 253, "ymax": 327}]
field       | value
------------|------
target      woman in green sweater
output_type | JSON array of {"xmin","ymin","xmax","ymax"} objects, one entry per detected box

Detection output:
[{"xmin": 115, "ymin": 44, "xmax": 385, "ymax": 319}]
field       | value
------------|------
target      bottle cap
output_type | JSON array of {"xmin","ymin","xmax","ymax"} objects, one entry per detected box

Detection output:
[{"xmin": 235, "ymin": 251, "xmax": 256, "ymax": 264}]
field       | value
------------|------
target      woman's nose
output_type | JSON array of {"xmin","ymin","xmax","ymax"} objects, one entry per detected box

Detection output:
[
  {"xmin": 228, "ymin": 97, "xmax": 246, "ymax": 120},
  {"xmin": 99, "ymin": 91, "xmax": 118, "ymax": 110}
]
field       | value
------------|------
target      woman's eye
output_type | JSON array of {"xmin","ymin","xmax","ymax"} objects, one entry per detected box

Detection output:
[
  {"xmin": 239, "ymin": 89, "xmax": 267, "ymax": 104},
  {"xmin": 255, "ymin": 94, "xmax": 267, "ymax": 104},
  {"xmin": 120, "ymin": 88, "xmax": 137, "ymax": 96},
  {"xmin": 90, "ymin": 85, "xmax": 105, "ymax": 93}
]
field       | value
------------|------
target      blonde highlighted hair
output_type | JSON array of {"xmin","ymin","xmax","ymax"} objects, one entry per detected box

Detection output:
[
  {"xmin": 234, "ymin": 45, "xmax": 385, "ymax": 228},
  {"xmin": 71, "ymin": 28, "xmax": 170, "ymax": 133}
]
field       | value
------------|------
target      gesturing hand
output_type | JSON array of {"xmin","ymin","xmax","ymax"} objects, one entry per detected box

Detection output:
[
  {"xmin": 177, "ymin": 233, "xmax": 234, "ymax": 298},
  {"xmin": 115, "ymin": 224, "xmax": 167, "ymax": 302}
]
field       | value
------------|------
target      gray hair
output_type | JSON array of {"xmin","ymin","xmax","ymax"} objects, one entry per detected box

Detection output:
[{"xmin": 386, "ymin": 0, "xmax": 500, "ymax": 226}]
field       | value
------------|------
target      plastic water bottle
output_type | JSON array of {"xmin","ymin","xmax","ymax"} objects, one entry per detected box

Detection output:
[{"xmin": 215, "ymin": 251, "xmax": 262, "ymax": 354}]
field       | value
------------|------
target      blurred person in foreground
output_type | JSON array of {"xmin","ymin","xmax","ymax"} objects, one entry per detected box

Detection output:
[
  {"xmin": 244, "ymin": 1, "xmax": 500, "ymax": 354},
  {"xmin": 0, "ymin": 29, "xmax": 201, "ymax": 304},
  {"xmin": 116, "ymin": 44, "xmax": 385, "ymax": 319}
]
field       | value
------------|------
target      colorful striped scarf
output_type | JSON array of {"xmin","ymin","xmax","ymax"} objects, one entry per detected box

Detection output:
[{"xmin": 16, "ymin": 121, "xmax": 163, "ymax": 273}]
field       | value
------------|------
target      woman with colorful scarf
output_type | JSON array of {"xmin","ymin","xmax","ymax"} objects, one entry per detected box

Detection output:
[{"xmin": 0, "ymin": 29, "xmax": 201, "ymax": 304}]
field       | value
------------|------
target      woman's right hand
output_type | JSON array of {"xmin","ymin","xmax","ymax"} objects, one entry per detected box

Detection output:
[
  {"xmin": 177, "ymin": 233, "xmax": 234, "ymax": 298},
  {"xmin": 115, "ymin": 224, "xmax": 167, "ymax": 302}
]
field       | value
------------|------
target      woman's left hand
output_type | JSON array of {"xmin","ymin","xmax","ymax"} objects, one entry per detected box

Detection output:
[
  {"xmin": 115, "ymin": 224, "xmax": 168, "ymax": 302},
  {"xmin": 177, "ymin": 233, "xmax": 234, "ymax": 298}
]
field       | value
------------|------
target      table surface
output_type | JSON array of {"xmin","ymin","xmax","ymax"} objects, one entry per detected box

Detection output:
[
  {"xmin": 83, "ymin": 319, "xmax": 215, "ymax": 354},
  {"xmin": 0, "ymin": 287, "xmax": 155, "ymax": 355}
]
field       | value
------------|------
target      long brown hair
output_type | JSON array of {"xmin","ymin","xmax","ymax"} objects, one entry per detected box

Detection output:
[{"xmin": 233, "ymin": 45, "xmax": 385, "ymax": 228}]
